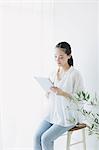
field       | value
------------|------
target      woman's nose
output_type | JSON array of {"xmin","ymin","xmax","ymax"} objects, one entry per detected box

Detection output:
[{"xmin": 56, "ymin": 57, "xmax": 60, "ymax": 61}]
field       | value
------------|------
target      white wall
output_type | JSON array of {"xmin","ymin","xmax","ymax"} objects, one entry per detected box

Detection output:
[
  {"xmin": 98, "ymin": 1, "xmax": 99, "ymax": 95},
  {"xmin": 0, "ymin": 0, "xmax": 98, "ymax": 150}
]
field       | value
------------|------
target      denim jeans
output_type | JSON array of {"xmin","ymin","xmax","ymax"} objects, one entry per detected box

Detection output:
[{"xmin": 33, "ymin": 120, "xmax": 75, "ymax": 150}]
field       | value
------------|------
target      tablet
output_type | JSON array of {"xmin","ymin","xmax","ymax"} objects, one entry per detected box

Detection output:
[{"xmin": 34, "ymin": 76, "xmax": 54, "ymax": 91}]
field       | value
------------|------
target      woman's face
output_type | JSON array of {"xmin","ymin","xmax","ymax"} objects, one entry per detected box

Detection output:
[{"xmin": 54, "ymin": 48, "xmax": 70, "ymax": 67}]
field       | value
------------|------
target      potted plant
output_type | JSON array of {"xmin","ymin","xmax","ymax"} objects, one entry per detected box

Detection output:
[{"xmin": 73, "ymin": 91, "xmax": 99, "ymax": 138}]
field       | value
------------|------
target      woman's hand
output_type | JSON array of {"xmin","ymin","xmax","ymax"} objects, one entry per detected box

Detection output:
[{"xmin": 50, "ymin": 86, "xmax": 64, "ymax": 96}]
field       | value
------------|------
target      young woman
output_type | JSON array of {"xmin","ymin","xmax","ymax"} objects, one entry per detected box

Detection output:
[{"xmin": 33, "ymin": 42, "xmax": 84, "ymax": 150}]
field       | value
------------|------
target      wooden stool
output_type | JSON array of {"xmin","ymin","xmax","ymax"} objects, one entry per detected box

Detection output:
[{"xmin": 66, "ymin": 123, "xmax": 87, "ymax": 150}]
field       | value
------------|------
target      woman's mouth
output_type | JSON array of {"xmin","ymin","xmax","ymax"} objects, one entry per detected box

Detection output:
[{"xmin": 57, "ymin": 62, "xmax": 61, "ymax": 65}]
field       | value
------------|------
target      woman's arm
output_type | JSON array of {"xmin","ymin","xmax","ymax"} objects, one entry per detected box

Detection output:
[
  {"xmin": 61, "ymin": 90, "xmax": 73, "ymax": 99},
  {"xmin": 50, "ymin": 87, "xmax": 72, "ymax": 99}
]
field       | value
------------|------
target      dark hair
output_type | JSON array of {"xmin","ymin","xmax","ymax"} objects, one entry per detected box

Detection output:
[{"xmin": 55, "ymin": 41, "xmax": 73, "ymax": 66}]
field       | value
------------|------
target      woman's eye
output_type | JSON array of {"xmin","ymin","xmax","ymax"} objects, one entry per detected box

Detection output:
[
  {"xmin": 54, "ymin": 56, "xmax": 64, "ymax": 59},
  {"xmin": 59, "ymin": 56, "xmax": 64, "ymax": 59}
]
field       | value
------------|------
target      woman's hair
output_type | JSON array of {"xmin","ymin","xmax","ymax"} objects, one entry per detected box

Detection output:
[{"xmin": 55, "ymin": 41, "xmax": 73, "ymax": 66}]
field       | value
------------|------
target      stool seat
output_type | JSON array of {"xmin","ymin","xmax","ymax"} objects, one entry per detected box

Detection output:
[
  {"xmin": 66, "ymin": 123, "xmax": 87, "ymax": 150},
  {"xmin": 69, "ymin": 123, "xmax": 87, "ymax": 131}
]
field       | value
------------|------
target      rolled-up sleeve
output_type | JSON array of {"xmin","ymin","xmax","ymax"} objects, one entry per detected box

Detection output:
[
  {"xmin": 70, "ymin": 71, "xmax": 85, "ymax": 99},
  {"xmin": 73, "ymin": 72, "xmax": 84, "ymax": 93}
]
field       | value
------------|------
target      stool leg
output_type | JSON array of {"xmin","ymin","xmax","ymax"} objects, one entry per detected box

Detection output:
[
  {"xmin": 66, "ymin": 131, "xmax": 72, "ymax": 150},
  {"xmin": 82, "ymin": 128, "xmax": 86, "ymax": 150}
]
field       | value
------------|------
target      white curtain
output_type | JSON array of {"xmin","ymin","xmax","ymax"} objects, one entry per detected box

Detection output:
[{"xmin": 0, "ymin": 1, "xmax": 55, "ymax": 150}]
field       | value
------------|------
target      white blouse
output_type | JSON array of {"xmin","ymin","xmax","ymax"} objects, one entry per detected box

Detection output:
[{"xmin": 44, "ymin": 66, "xmax": 85, "ymax": 127}]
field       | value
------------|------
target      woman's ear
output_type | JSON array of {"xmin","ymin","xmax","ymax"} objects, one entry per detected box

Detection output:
[{"xmin": 68, "ymin": 54, "xmax": 71, "ymax": 59}]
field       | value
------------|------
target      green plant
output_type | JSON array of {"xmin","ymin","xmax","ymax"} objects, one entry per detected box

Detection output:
[{"xmin": 70, "ymin": 91, "xmax": 99, "ymax": 138}]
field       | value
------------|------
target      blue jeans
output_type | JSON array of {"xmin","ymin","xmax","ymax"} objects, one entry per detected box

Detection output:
[{"xmin": 33, "ymin": 120, "xmax": 75, "ymax": 150}]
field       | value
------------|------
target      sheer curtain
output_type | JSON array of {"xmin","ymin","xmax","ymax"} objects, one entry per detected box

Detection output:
[
  {"xmin": 0, "ymin": 1, "xmax": 56, "ymax": 150},
  {"xmin": 0, "ymin": 1, "xmax": 98, "ymax": 150}
]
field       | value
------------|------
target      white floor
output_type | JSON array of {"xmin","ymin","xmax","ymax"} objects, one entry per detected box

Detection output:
[{"xmin": 2, "ymin": 129, "xmax": 99, "ymax": 150}]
